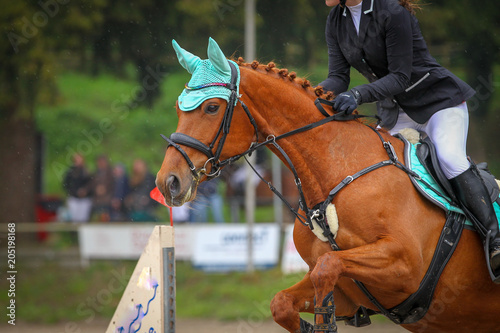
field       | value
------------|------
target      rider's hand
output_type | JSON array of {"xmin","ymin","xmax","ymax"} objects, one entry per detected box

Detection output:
[{"xmin": 333, "ymin": 89, "xmax": 361, "ymax": 114}]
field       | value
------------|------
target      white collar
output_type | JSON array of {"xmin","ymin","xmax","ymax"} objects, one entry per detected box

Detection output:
[{"xmin": 342, "ymin": 0, "xmax": 373, "ymax": 16}]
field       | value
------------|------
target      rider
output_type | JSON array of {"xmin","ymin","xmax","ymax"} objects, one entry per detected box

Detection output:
[{"xmin": 319, "ymin": 0, "xmax": 500, "ymax": 278}]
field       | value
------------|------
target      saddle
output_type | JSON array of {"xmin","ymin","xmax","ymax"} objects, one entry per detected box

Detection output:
[{"xmin": 415, "ymin": 135, "xmax": 500, "ymax": 208}]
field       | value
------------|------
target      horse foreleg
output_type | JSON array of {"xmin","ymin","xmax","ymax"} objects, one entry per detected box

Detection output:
[
  {"xmin": 271, "ymin": 272, "xmax": 315, "ymax": 333},
  {"xmin": 271, "ymin": 272, "xmax": 359, "ymax": 332},
  {"xmin": 310, "ymin": 238, "xmax": 421, "ymax": 330}
]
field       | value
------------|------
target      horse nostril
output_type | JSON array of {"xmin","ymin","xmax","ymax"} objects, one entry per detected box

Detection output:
[{"xmin": 166, "ymin": 175, "xmax": 181, "ymax": 197}]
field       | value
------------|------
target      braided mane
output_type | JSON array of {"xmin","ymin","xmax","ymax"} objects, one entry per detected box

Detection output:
[{"xmin": 234, "ymin": 57, "xmax": 335, "ymax": 101}]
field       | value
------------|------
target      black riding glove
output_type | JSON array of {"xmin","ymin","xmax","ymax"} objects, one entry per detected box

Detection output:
[{"xmin": 333, "ymin": 89, "xmax": 361, "ymax": 114}]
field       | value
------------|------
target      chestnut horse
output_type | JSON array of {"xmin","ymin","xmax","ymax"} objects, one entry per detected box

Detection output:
[{"xmin": 156, "ymin": 39, "xmax": 500, "ymax": 332}]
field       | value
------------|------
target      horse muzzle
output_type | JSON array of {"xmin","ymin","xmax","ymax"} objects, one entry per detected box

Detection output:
[{"xmin": 155, "ymin": 170, "xmax": 197, "ymax": 207}]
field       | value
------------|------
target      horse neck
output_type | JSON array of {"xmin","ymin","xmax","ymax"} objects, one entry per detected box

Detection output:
[{"xmin": 239, "ymin": 66, "xmax": 391, "ymax": 206}]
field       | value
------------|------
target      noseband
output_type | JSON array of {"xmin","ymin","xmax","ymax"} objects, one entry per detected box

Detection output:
[{"xmin": 161, "ymin": 61, "xmax": 259, "ymax": 181}]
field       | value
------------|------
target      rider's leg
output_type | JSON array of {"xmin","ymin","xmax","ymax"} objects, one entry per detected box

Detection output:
[
  {"xmin": 388, "ymin": 110, "xmax": 423, "ymax": 136},
  {"xmin": 424, "ymin": 103, "xmax": 470, "ymax": 179},
  {"xmin": 426, "ymin": 103, "xmax": 500, "ymax": 273},
  {"xmin": 449, "ymin": 168, "xmax": 500, "ymax": 270}
]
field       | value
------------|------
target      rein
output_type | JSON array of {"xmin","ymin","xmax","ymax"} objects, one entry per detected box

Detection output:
[{"xmin": 234, "ymin": 103, "xmax": 380, "ymax": 230}]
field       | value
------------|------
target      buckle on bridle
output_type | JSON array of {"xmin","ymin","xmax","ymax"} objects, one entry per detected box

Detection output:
[
  {"xmin": 310, "ymin": 209, "xmax": 325, "ymax": 222},
  {"xmin": 200, "ymin": 157, "xmax": 221, "ymax": 178},
  {"xmin": 383, "ymin": 141, "xmax": 398, "ymax": 162},
  {"xmin": 247, "ymin": 141, "xmax": 257, "ymax": 157}
]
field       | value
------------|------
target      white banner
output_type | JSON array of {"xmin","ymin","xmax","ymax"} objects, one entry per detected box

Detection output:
[
  {"xmin": 79, "ymin": 223, "xmax": 195, "ymax": 260},
  {"xmin": 281, "ymin": 224, "xmax": 309, "ymax": 274},
  {"xmin": 192, "ymin": 224, "xmax": 280, "ymax": 271},
  {"xmin": 79, "ymin": 224, "xmax": 156, "ymax": 260},
  {"xmin": 78, "ymin": 223, "xmax": 282, "ymax": 269}
]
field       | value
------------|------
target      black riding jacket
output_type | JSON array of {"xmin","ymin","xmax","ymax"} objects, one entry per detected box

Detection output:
[{"xmin": 319, "ymin": 0, "xmax": 475, "ymax": 129}]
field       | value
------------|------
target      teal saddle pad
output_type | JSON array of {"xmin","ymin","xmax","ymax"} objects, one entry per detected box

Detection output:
[{"xmin": 400, "ymin": 135, "xmax": 500, "ymax": 228}]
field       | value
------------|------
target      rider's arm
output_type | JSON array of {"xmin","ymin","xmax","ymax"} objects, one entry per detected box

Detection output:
[{"xmin": 353, "ymin": 4, "xmax": 413, "ymax": 104}]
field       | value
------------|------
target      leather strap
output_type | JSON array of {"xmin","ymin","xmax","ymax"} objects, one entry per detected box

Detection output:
[{"xmin": 169, "ymin": 133, "xmax": 214, "ymax": 159}]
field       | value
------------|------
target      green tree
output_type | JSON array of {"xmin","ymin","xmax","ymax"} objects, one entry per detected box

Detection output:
[
  {"xmin": 418, "ymin": 0, "xmax": 500, "ymax": 167},
  {"xmin": 90, "ymin": 0, "xmax": 174, "ymax": 107},
  {"xmin": 1, "ymin": 2, "xmax": 52, "ymax": 222},
  {"xmin": 255, "ymin": 0, "xmax": 329, "ymax": 68},
  {"xmin": 0, "ymin": 0, "xmax": 105, "ymax": 222}
]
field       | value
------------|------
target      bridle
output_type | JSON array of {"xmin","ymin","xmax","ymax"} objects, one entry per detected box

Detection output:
[{"xmin": 161, "ymin": 61, "xmax": 259, "ymax": 181}]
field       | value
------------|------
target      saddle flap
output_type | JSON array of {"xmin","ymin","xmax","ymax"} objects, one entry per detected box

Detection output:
[
  {"xmin": 415, "ymin": 137, "xmax": 457, "ymax": 203},
  {"xmin": 416, "ymin": 137, "xmax": 500, "ymax": 204},
  {"xmin": 477, "ymin": 162, "xmax": 500, "ymax": 203}
]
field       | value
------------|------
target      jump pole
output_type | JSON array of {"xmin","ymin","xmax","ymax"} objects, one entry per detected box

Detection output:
[{"xmin": 106, "ymin": 225, "xmax": 175, "ymax": 333}]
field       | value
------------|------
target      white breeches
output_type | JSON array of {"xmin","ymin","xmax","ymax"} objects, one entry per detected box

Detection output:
[{"xmin": 389, "ymin": 102, "xmax": 470, "ymax": 179}]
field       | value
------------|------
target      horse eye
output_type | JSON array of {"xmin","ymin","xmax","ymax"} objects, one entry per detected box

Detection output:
[{"xmin": 205, "ymin": 104, "xmax": 220, "ymax": 114}]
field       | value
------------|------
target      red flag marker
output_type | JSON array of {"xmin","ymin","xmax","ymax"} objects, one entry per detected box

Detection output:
[{"xmin": 150, "ymin": 187, "xmax": 173, "ymax": 226}]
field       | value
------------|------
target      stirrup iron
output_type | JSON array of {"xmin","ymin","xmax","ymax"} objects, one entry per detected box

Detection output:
[{"xmin": 344, "ymin": 306, "xmax": 372, "ymax": 327}]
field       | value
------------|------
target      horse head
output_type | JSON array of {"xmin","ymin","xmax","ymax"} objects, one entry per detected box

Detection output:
[{"xmin": 156, "ymin": 38, "xmax": 257, "ymax": 206}]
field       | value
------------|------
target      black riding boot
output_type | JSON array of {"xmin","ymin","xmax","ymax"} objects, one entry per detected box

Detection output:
[{"xmin": 450, "ymin": 167, "xmax": 500, "ymax": 274}]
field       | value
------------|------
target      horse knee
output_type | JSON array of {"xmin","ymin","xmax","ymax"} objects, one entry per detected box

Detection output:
[
  {"xmin": 310, "ymin": 252, "xmax": 343, "ymax": 289},
  {"xmin": 271, "ymin": 291, "xmax": 298, "ymax": 327}
]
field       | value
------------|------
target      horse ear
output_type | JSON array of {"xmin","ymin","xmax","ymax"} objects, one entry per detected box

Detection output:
[
  {"xmin": 172, "ymin": 39, "xmax": 201, "ymax": 74},
  {"xmin": 207, "ymin": 37, "xmax": 231, "ymax": 76}
]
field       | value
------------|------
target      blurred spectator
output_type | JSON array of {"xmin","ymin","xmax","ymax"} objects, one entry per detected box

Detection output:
[
  {"xmin": 125, "ymin": 159, "xmax": 157, "ymax": 221},
  {"xmin": 189, "ymin": 178, "xmax": 225, "ymax": 223},
  {"xmin": 110, "ymin": 163, "xmax": 129, "ymax": 221},
  {"xmin": 224, "ymin": 163, "xmax": 263, "ymax": 223},
  {"xmin": 90, "ymin": 155, "xmax": 114, "ymax": 221},
  {"xmin": 62, "ymin": 153, "xmax": 92, "ymax": 223}
]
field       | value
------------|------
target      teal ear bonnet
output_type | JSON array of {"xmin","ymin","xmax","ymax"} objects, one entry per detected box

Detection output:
[{"xmin": 172, "ymin": 38, "xmax": 240, "ymax": 111}]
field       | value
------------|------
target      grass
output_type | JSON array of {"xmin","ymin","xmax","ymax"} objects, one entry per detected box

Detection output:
[
  {"xmin": 0, "ymin": 259, "xmax": 305, "ymax": 324},
  {"xmin": 34, "ymin": 68, "xmax": 309, "ymax": 223},
  {"xmin": 34, "ymin": 66, "xmax": 367, "ymax": 223},
  {"xmin": 36, "ymin": 71, "xmax": 188, "ymax": 196},
  {"xmin": 0, "ymin": 261, "xmax": 134, "ymax": 323},
  {"xmin": 1, "ymin": 257, "xmax": 397, "ymax": 326},
  {"xmin": 175, "ymin": 262, "xmax": 303, "ymax": 320}
]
